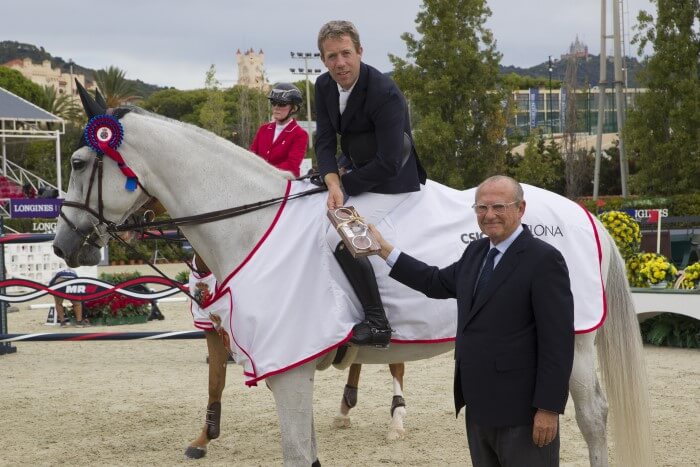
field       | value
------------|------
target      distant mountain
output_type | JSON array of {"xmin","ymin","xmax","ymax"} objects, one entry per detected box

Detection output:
[
  {"xmin": 499, "ymin": 54, "xmax": 645, "ymax": 88},
  {"xmin": 0, "ymin": 41, "xmax": 165, "ymax": 98}
]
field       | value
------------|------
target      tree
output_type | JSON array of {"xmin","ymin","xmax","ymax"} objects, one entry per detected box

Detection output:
[
  {"xmin": 94, "ymin": 65, "xmax": 141, "ymax": 107},
  {"xmin": 226, "ymin": 85, "xmax": 268, "ymax": 148},
  {"xmin": 510, "ymin": 134, "xmax": 565, "ymax": 194},
  {"xmin": 624, "ymin": 0, "xmax": 700, "ymax": 195},
  {"xmin": 292, "ymin": 79, "xmax": 315, "ymax": 121},
  {"xmin": 38, "ymin": 85, "xmax": 80, "ymax": 122},
  {"xmin": 141, "ymin": 88, "xmax": 208, "ymax": 125},
  {"xmin": 199, "ymin": 65, "xmax": 228, "ymax": 137},
  {"xmin": 500, "ymin": 73, "xmax": 562, "ymax": 90},
  {"xmin": 0, "ymin": 66, "xmax": 44, "ymax": 104},
  {"xmin": 390, "ymin": 0, "xmax": 507, "ymax": 189}
]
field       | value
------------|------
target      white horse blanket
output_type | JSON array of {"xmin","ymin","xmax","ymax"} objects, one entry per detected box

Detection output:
[{"xmin": 205, "ymin": 180, "xmax": 605, "ymax": 386}]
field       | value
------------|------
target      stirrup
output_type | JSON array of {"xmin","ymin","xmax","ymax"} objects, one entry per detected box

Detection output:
[{"xmin": 349, "ymin": 321, "xmax": 392, "ymax": 348}]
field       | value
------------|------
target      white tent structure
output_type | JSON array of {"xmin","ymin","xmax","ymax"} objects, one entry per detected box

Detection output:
[{"xmin": 0, "ymin": 86, "xmax": 65, "ymax": 198}]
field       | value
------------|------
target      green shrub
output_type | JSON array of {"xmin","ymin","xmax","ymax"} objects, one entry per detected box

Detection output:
[
  {"xmin": 175, "ymin": 270, "xmax": 189, "ymax": 283},
  {"xmin": 640, "ymin": 314, "xmax": 700, "ymax": 348}
]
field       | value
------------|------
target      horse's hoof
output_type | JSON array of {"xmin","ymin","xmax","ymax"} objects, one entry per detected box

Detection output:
[
  {"xmin": 332, "ymin": 414, "xmax": 351, "ymax": 429},
  {"xmin": 184, "ymin": 446, "xmax": 207, "ymax": 459},
  {"xmin": 387, "ymin": 427, "xmax": 405, "ymax": 441}
]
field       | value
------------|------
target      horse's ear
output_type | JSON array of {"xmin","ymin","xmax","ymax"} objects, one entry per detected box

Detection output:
[
  {"xmin": 94, "ymin": 88, "xmax": 108, "ymax": 110},
  {"xmin": 75, "ymin": 78, "xmax": 105, "ymax": 118}
]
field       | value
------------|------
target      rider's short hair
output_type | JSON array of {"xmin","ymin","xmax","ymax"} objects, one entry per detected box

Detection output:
[{"xmin": 317, "ymin": 20, "xmax": 362, "ymax": 59}]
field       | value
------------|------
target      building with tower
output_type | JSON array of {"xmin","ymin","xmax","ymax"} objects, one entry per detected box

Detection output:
[{"xmin": 236, "ymin": 48, "xmax": 268, "ymax": 90}]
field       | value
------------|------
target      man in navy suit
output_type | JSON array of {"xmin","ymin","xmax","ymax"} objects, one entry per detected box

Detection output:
[
  {"xmin": 370, "ymin": 176, "xmax": 575, "ymax": 466},
  {"xmin": 315, "ymin": 20, "xmax": 426, "ymax": 347}
]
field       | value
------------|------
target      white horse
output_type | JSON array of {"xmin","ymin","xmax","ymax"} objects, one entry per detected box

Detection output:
[{"xmin": 53, "ymin": 97, "xmax": 652, "ymax": 466}]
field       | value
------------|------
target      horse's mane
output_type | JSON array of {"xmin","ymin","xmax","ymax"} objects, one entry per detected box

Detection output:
[{"xmin": 118, "ymin": 105, "xmax": 295, "ymax": 180}]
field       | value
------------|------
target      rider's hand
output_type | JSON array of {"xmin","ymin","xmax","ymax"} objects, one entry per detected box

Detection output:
[{"xmin": 324, "ymin": 173, "xmax": 344, "ymax": 210}]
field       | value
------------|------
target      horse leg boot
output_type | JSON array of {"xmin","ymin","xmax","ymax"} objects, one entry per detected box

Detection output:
[
  {"xmin": 334, "ymin": 243, "xmax": 391, "ymax": 347},
  {"xmin": 387, "ymin": 363, "xmax": 406, "ymax": 441},
  {"xmin": 333, "ymin": 363, "xmax": 361, "ymax": 428},
  {"xmin": 185, "ymin": 331, "xmax": 229, "ymax": 459}
]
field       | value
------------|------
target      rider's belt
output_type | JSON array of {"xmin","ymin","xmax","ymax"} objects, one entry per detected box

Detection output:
[{"xmin": 340, "ymin": 132, "xmax": 412, "ymax": 169}]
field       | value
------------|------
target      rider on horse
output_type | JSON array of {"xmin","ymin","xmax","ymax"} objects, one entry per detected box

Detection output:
[{"xmin": 315, "ymin": 20, "xmax": 426, "ymax": 348}]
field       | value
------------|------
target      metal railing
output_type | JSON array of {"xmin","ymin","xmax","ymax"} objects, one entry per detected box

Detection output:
[{"xmin": 2, "ymin": 159, "xmax": 58, "ymax": 195}]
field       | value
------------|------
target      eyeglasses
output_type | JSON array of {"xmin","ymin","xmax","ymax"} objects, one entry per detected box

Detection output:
[
  {"xmin": 471, "ymin": 201, "xmax": 519, "ymax": 215},
  {"xmin": 270, "ymin": 101, "xmax": 289, "ymax": 107},
  {"xmin": 333, "ymin": 207, "xmax": 372, "ymax": 250}
]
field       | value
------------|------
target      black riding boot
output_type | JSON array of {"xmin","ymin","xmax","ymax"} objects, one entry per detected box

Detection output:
[{"xmin": 334, "ymin": 242, "xmax": 392, "ymax": 347}]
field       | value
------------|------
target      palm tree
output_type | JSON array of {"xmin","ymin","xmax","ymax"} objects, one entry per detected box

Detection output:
[
  {"xmin": 39, "ymin": 85, "xmax": 80, "ymax": 122},
  {"xmin": 94, "ymin": 66, "xmax": 141, "ymax": 107}
]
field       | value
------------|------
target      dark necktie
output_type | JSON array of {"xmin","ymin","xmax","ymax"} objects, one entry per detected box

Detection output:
[{"xmin": 474, "ymin": 248, "xmax": 499, "ymax": 298}]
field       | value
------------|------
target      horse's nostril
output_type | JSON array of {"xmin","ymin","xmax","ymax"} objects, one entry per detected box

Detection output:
[{"xmin": 53, "ymin": 245, "xmax": 65, "ymax": 259}]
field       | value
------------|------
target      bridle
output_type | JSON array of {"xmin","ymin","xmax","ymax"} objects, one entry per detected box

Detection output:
[{"xmin": 59, "ymin": 152, "xmax": 157, "ymax": 246}]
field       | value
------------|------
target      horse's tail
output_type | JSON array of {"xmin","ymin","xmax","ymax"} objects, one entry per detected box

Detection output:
[{"xmin": 597, "ymin": 232, "xmax": 654, "ymax": 466}]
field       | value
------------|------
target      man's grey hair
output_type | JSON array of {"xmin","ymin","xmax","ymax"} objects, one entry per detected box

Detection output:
[
  {"xmin": 476, "ymin": 175, "xmax": 524, "ymax": 202},
  {"xmin": 317, "ymin": 20, "xmax": 362, "ymax": 59}
]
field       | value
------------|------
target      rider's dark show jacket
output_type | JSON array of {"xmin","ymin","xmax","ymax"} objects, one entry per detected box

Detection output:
[{"xmin": 314, "ymin": 62, "xmax": 426, "ymax": 196}]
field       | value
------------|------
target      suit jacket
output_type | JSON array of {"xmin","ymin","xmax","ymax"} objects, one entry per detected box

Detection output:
[
  {"xmin": 390, "ymin": 227, "xmax": 575, "ymax": 427},
  {"xmin": 314, "ymin": 62, "xmax": 426, "ymax": 196},
  {"xmin": 249, "ymin": 119, "xmax": 308, "ymax": 177}
]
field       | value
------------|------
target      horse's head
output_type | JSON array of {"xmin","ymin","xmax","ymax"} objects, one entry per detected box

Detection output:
[{"xmin": 53, "ymin": 82, "xmax": 150, "ymax": 266}]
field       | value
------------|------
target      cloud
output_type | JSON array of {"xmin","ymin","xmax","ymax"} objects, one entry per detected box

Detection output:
[{"xmin": 3, "ymin": 0, "xmax": 653, "ymax": 90}]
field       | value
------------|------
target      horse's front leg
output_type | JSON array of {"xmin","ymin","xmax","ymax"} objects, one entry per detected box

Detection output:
[
  {"xmin": 185, "ymin": 331, "xmax": 228, "ymax": 459},
  {"xmin": 387, "ymin": 363, "xmax": 406, "ymax": 441},
  {"xmin": 268, "ymin": 360, "xmax": 319, "ymax": 466},
  {"xmin": 570, "ymin": 332, "xmax": 609, "ymax": 467},
  {"xmin": 332, "ymin": 363, "xmax": 362, "ymax": 428}
]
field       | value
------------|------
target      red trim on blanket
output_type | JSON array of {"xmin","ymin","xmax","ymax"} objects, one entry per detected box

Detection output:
[
  {"xmin": 218, "ymin": 289, "xmax": 258, "ymax": 378},
  {"xmin": 196, "ymin": 181, "xmax": 293, "ymax": 385},
  {"xmin": 212, "ymin": 180, "xmax": 292, "ymax": 301},
  {"xmin": 243, "ymin": 331, "xmax": 354, "ymax": 387},
  {"xmin": 193, "ymin": 322, "xmax": 214, "ymax": 331},
  {"xmin": 576, "ymin": 207, "xmax": 607, "ymax": 334}
]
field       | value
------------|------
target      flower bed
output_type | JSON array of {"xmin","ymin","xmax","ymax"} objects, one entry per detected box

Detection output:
[
  {"xmin": 598, "ymin": 210, "xmax": 641, "ymax": 258},
  {"xmin": 626, "ymin": 252, "xmax": 678, "ymax": 288},
  {"xmin": 678, "ymin": 262, "xmax": 700, "ymax": 289},
  {"xmin": 83, "ymin": 272, "xmax": 151, "ymax": 324}
]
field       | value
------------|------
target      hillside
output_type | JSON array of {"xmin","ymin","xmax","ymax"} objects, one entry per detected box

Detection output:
[
  {"xmin": 499, "ymin": 54, "xmax": 644, "ymax": 88},
  {"xmin": 0, "ymin": 41, "xmax": 165, "ymax": 98}
]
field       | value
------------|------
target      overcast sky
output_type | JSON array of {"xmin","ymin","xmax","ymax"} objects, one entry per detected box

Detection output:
[{"xmin": 4, "ymin": 0, "xmax": 654, "ymax": 90}]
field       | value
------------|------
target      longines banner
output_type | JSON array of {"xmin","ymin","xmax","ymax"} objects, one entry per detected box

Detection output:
[{"xmin": 9, "ymin": 198, "xmax": 62, "ymax": 218}]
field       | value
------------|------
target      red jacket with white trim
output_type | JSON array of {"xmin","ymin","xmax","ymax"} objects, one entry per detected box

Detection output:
[{"xmin": 249, "ymin": 119, "xmax": 308, "ymax": 177}]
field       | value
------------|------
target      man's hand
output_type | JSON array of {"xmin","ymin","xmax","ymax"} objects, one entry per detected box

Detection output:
[
  {"xmin": 324, "ymin": 173, "xmax": 344, "ymax": 210},
  {"xmin": 368, "ymin": 224, "xmax": 394, "ymax": 260},
  {"xmin": 532, "ymin": 409, "xmax": 558, "ymax": 447}
]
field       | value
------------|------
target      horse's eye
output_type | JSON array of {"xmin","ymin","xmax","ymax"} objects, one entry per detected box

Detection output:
[{"xmin": 72, "ymin": 159, "xmax": 87, "ymax": 171}]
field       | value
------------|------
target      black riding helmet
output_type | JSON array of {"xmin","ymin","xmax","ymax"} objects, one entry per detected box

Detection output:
[{"xmin": 268, "ymin": 83, "xmax": 303, "ymax": 115}]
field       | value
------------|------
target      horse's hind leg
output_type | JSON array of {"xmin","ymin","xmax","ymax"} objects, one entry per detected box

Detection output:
[
  {"xmin": 570, "ymin": 332, "xmax": 609, "ymax": 467},
  {"xmin": 268, "ymin": 360, "xmax": 318, "ymax": 466},
  {"xmin": 333, "ymin": 363, "xmax": 362, "ymax": 428},
  {"xmin": 387, "ymin": 363, "xmax": 406, "ymax": 441},
  {"xmin": 185, "ymin": 331, "xmax": 229, "ymax": 459}
]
